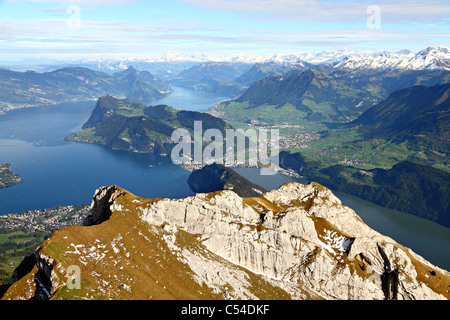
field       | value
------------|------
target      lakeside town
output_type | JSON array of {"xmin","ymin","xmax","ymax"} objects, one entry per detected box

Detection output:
[
  {"xmin": 0, "ymin": 204, "xmax": 90, "ymax": 232},
  {"xmin": 0, "ymin": 204, "xmax": 91, "ymax": 283}
]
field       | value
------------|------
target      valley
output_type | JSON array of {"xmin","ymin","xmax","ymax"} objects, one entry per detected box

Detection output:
[{"xmin": 209, "ymin": 81, "xmax": 450, "ymax": 227}]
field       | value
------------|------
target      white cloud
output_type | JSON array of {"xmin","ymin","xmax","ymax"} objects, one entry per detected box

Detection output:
[
  {"xmin": 177, "ymin": 0, "xmax": 450, "ymax": 23},
  {"xmin": 1, "ymin": 0, "xmax": 448, "ymax": 58},
  {"xmin": 2, "ymin": 16, "xmax": 445, "ymax": 57}
]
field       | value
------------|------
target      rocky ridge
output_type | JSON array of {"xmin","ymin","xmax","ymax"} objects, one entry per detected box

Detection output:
[
  {"xmin": 2, "ymin": 182, "xmax": 449, "ymax": 300},
  {"xmin": 334, "ymin": 46, "xmax": 450, "ymax": 71}
]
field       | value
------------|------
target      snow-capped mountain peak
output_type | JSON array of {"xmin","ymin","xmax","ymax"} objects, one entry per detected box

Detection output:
[
  {"xmin": 75, "ymin": 46, "xmax": 450, "ymax": 74},
  {"xmin": 334, "ymin": 46, "xmax": 450, "ymax": 71}
]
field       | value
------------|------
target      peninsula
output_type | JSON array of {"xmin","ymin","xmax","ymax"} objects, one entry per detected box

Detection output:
[{"xmin": 0, "ymin": 164, "xmax": 23, "ymax": 189}]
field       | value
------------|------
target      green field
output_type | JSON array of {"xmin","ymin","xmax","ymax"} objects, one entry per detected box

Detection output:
[
  {"xmin": 0, "ymin": 205, "xmax": 90, "ymax": 285},
  {"xmin": 211, "ymin": 107, "xmax": 450, "ymax": 173},
  {"xmin": 212, "ymin": 101, "xmax": 325, "ymax": 128},
  {"xmin": 0, "ymin": 230, "xmax": 47, "ymax": 283}
]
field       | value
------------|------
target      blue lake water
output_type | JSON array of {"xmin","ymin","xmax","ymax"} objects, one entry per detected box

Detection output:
[
  {"xmin": 150, "ymin": 85, "xmax": 230, "ymax": 112},
  {"xmin": 0, "ymin": 86, "xmax": 449, "ymax": 271}
]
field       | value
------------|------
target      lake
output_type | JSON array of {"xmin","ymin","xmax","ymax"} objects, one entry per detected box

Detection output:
[{"xmin": 0, "ymin": 86, "xmax": 449, "ymax": 271}]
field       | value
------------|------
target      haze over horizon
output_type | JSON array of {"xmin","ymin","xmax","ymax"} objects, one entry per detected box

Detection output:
[{"xmin": 0, "ymin": 0, "xmax": 449, "ymax": 62}]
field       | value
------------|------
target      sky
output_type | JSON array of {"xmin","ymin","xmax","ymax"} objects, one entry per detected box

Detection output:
[{"xmin": 0, "ymin": 0, "xmax": 449, "ymax": 61}]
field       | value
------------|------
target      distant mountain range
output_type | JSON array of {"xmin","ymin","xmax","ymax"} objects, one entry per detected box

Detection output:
[
  {"xmin": 170, "ymin": 62, "xmax": 250, "ymax": 96},
  {"xmin": 0, "ymin": 66, "xmax": 173, "ymax": 115},
  {"xmin": 335, "ymin": 46, "xmax": 450, "ymax": 72},
  {"xmin": 172, "ymin": 46, "xmax": 450, "ymax": 97},
  {"xmin": 86, "ymin": 46, "xmax": 450, "ymax": 94},
  {"xmin": 11, "ymin": 46, "xmax": 441, "ymax": 69},
  {"xmin": 234, "ymin": 61, "xmax": 311, "ymax": 86},
  {"xmin": 2, "ymin": 46, "xmax": 449, "ymax": 99},
  {"xmin": 5, "ymin": 46, "xmax": 447, "ymax": 72},
  {"xmin": 211, "ymin": 48, "xmax": 450, "ymax": 125}
]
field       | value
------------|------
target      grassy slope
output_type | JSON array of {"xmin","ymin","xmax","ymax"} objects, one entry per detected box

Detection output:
[
  {"xmin": 5, "ymin": 185, "xmax": 449, "ymax": 299},
  {"xmin": 212, "ymin": 105, "xmax": 449, "ymax": 172},
  {"xmin": 4, "ymin": 188, "xmax": 305, "ymax": 300}
]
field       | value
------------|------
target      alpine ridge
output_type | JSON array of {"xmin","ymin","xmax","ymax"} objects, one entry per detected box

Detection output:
[
  {"xmin": 2, "ymin": 182, "xmax": 449, "ymax": 300},
  {"xmin": 334, "ymin": 46, "xmax": 450, "ymax": 72},
  {"xmin": 73, "ymin": 46, "xmax": 450, "ymax": 71}
]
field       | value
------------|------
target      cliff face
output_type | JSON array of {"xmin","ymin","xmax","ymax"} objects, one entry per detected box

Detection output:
[
  {"xmin": 187, "ymin": 163, "xmax": 267, "ymax": 197},
  {"xmin": 3, "ymin": 182, "xmax": 449, "ymax": 300}
]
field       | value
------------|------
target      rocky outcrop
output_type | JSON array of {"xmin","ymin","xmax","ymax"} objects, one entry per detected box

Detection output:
[
  {"xmin": 3, "ymin": 182, "xmax": 450, "ymax": 300},
  {"xmin": 187, "ymin": 163, "xmax": 267, "ymax": 197},
  {"xmin": 138, "ymin": 181, "xmax": 450, "ymax": 300},
  {"xmin": 83, "ymin": 185, "xmax": 124, "ymax": 226},
  {"xmin": 2, "ymin": 246, "xmax": 68, "ymax": 300}
]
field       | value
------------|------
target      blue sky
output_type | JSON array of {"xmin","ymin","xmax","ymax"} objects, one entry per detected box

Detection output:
[{"xmin": 0, "ymin": 0, "xmax": 449, "ymax": 61}]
